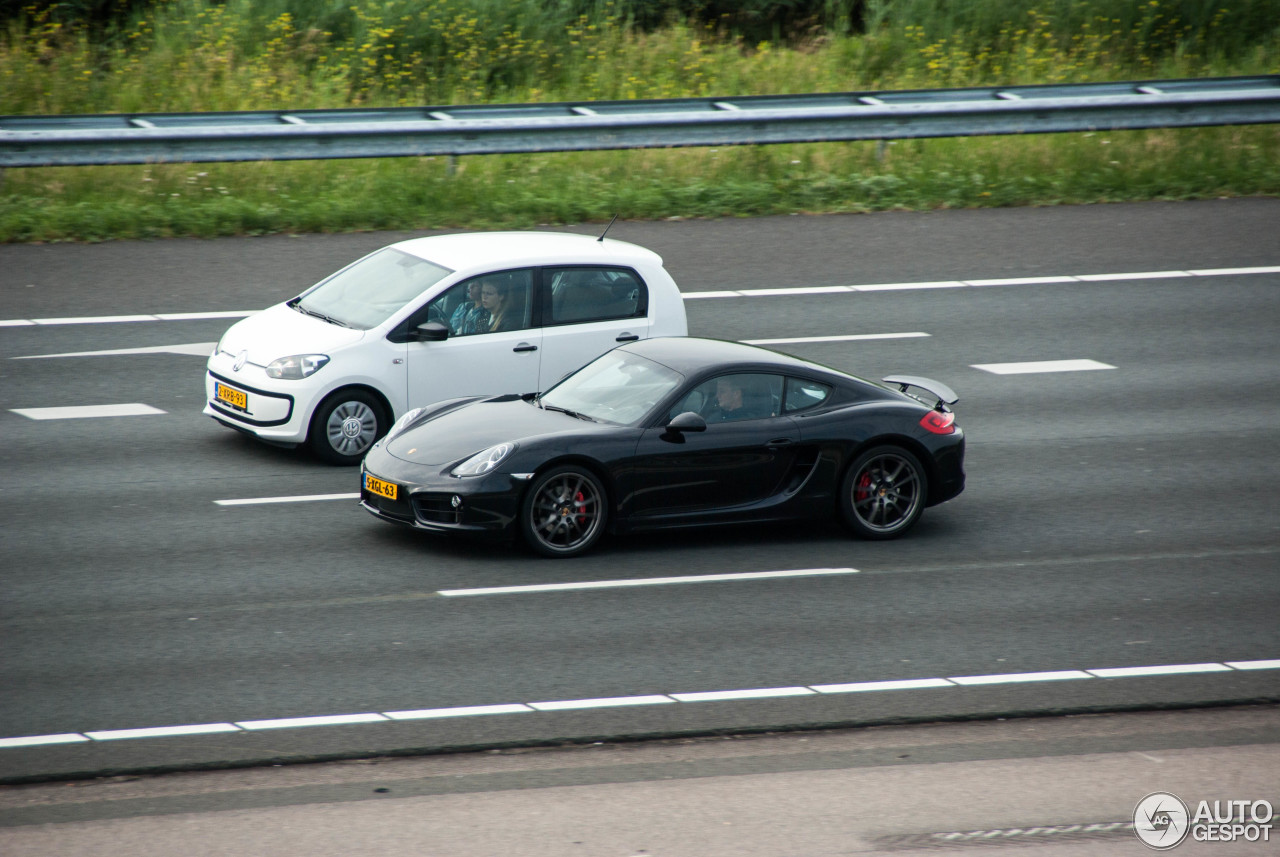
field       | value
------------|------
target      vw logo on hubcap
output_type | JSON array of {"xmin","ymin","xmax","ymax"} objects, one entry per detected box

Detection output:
[{"xmin": 342, "ymin": 417, "xmax": 362, "ymax": 439}]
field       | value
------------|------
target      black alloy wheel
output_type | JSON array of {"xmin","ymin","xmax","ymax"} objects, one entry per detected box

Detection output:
[
  {"xmin": 840, "ymin": 445, "xmax": 928, "ymax": 539},
  {"xmin": 521, "ymin": 465, "xmax": 608, "ymax": 557},
  {"xmin": 308, "ymin": 388, "xmax": 388, "ymax": 466}
]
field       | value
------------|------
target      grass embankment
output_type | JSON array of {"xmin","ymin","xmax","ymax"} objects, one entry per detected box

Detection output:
[{"xmin": 1, "ymin": 0, "xmax": 1278, "ymax": 242}]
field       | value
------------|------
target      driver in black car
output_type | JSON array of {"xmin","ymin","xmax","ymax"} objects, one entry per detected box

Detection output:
[{"xmin": 705, "ymin": 375, "xmax": 774, "ymax": 423}]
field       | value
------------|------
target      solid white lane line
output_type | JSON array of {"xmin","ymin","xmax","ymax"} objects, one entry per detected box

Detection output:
[
  {"xmin": 742, "ymin": 332, "xmax": 929, "ymax": 345},
  {"xmin": 5, "ymin": 265, "xmax": 1277, "ymax": 327},
  {"xmin": 1086, "ymin": 663, "xmax": 1231, "ymax": 678},
  {"xmin": 947, "ymin": 670, "xmax": 1093, "ymax": 686},
  {"xmin": 86, "ymin": 723, "xmax": 241, "ymax": 741},
  {"xmin": 383, "ymin": 704, "xmax": 534, "ymax": 721},
  {"xmin": 1226, "ymin": 659, "xmax": 1280, "ymax": 670},
  {"xmin": 1189, "ymin": 266, "xmax": 1280, "ymax": 276},
  {"xmin": 671, "ymin": 687, "xmax": 816, "ymax": 702},
  {"xmin": 33, "ymin": 314, "xmax": 158, "ymax": 325},
  {"xmin": 1076, "ymin": 271, "xmax": 1191, "ymax": 281},
  {"xmin": 741, "ymin": 286, "xmax": 854, "ymax": 296},
  {"xmin": 215, "ymin": 493, "xmax": 360, "ymax": 506},
  {"xmin": 811, "ymin": 678, "xmax": 955, "ymax": 693},
  {"xmin": 853, "ymin": 281, "xmax": 967, "ymax": 292},
  {"xmin": 14, "ymin": 342, "xmax": 216, "ymax": 360},
  {"xmin": 527, "ymin": 695, "xmax": 676, "ymax": 712},
  {"xmin": 10, "ymin": 403, "xmax": 166, "ymax": 420},
  {"xmin": 972, "ymin": 359, "xmax": 1116, "ymax": 375},
  {"xmin": 6, "ymin": 659, "xmax": 1277, "ymax": 749},
  {"xmin": 236, "ymin": 713, "xmax": 389, "ymax": 730},
  {"xmin": 682, "ymin": 290, "xmax": 742, "ymax": 300},
  {"xmin": 438, "ymin": 568, "xmax": 859, "ymax": 597},
  {"xmin": 964, "ymin": 276, "xmax": 1079, "ymax": 287},
  {"xmin": 0, "ymin": 733, "xmax": 90, "ymax": 749},
  {"xmin": 154, "ymin": 311, "xmax": 259, "ymax": 321}
]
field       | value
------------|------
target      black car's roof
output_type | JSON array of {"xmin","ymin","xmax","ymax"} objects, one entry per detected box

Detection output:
[{"xmin": 619, "ymin": 336, "xmax": 855, "ymax": 382}]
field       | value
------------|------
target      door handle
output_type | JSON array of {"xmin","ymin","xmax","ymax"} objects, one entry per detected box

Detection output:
[
  {"xmin": 615, "ymin": 333, "xmax": 640, "ymax": 342},
  {"xmin": 513, "ymin": 343, "xmax": 538, "ymax": 353},
  {"xmin": 766, "ymin": 437, "xmax": 795, "ymax": 448}
]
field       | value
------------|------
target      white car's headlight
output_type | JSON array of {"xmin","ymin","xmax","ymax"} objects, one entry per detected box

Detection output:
[
  {"xmin": 452, "ymin": 443, "xmax": 515, "ymax": 477},
  {"xmin": 266, "ymin": 354, "xmax": 330, "ymax": 379}
]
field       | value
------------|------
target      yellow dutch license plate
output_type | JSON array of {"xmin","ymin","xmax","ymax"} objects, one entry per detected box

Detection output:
[
  {"xmin": 215, "ymin": 382, "xmax": 248, "ymax": 411},
  {"xmin": 365, "ymin": 473, "xmax": 398, "ymax": 501}
]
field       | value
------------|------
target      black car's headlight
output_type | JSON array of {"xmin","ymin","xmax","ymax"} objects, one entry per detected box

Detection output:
[
  {"xmin": 452, "ymin": 443, "xmax": 515, "ymax": 477},
  {"xmin": 265, "ymin": 354, "xmax": 330, "ymax": 379}
]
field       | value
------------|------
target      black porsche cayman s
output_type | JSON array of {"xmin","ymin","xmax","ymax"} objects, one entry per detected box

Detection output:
[{"xmin": 360, "ymin": 337, "xmax": 964, "ymax": 557}]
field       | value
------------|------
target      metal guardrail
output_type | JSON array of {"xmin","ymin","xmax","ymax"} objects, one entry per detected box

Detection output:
[{"xmin": 2, "ymin": 76, "xmax": 1278, "ymax": 168}]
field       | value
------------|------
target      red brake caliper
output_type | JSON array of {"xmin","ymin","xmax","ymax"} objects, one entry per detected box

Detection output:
[
  {"xmin": 575, "ymin": 490, "xmax": 586, "ymax": 524},
  {"xmin": 855, "ymin": 472, "xmax": 872, "ymax": 503}
]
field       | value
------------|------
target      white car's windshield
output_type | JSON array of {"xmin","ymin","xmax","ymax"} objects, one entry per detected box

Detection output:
[
  {"xmin": 540, "ymin": 351, "xmax": 683, "ymax": 426},
  {"xmin": 295, "ymin": 248, "xmax": 453, "ymax": 330}
]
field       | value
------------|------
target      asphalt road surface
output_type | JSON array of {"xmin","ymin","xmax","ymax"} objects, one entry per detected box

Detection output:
[{"xmin": 1, "ymin": 199, "xmax": 1278, "ymax": 788}]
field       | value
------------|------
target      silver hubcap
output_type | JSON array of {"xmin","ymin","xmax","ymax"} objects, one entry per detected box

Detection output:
[{"xmin": 325, "ymin": 401, "xmax": 377, "ymax": 456}]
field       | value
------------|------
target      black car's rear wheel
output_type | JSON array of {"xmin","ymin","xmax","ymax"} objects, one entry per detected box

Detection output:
[
  {"xmin": 840, "ymin": 445, "xmax": 928, "ymax": 539},
  {"xmin": 521, "ymin": 465, "xmax": 607, "ymax": 557}
]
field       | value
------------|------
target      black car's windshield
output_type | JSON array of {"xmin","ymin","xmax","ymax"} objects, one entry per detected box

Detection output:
[
  {"xmin": 294, "ymin": 248, "xmax": 453, "ymax": 330},
  {"xmin": 540, "ymin": 351, "xmax": 683, "ymax": 426}
]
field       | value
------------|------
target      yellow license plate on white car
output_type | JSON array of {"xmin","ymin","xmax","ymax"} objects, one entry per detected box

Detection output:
[
  {"xmin": 215, "ymin": 382, "xmax": 248, "ymax": 411},
  {"xmin": 365, "ymin": 474, "xmax": 398, "ymax": 501}
]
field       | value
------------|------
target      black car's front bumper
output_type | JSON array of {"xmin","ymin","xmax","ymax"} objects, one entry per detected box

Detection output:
[{"xmin": 359, "ymin": 456, "xmax": 526, "ymax": 537}]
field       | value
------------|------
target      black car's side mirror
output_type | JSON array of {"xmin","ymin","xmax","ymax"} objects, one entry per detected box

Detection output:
[
  {"xmin": 665, "ymin": 411, "xmax": 707, "ymax": 434},
  {"xmin": 413, "ymin": 321, "xmax": 450, "ymax": 342}
]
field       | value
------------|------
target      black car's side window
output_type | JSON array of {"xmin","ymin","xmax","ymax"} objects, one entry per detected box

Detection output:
[
  {"xmin": 670, "ymin": 373, "xmax": 783, "ymax": 423},
  {"xmin": 783, "ymin": 377, "xmax": 832, "ymax": 413},
  {"xmin": 545, "ymin": 267, "xmax": 647, "ymax": 326}
]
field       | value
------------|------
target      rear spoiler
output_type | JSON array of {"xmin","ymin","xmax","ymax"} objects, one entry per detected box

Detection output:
[{"xmin": 882, "ymin": 375, "xmax": 958, "ymax": 410}]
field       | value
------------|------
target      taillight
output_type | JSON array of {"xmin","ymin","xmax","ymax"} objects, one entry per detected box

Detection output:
[{"xmin": 920, "ymin": 410, "xmax": 955, "ymax": 434}]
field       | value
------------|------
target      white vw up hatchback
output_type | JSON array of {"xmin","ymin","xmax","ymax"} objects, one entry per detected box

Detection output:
[{"xmin": 205, "ymin": 231, "xmax": 688, "ymax": 464}]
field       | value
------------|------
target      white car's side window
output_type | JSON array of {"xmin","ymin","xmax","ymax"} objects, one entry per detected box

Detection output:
[
  {"xmin": 546, "ymin": 267, "xmax": 646, "ymax": 325},
  {"xmin": 420, "ymin": 269, "xmax": 535, "ymax": 336}
]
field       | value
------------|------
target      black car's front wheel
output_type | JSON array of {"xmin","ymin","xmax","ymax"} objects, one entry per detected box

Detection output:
[
  {"xmin": 840, "ymin": 445, "xmax": 928, "ymax": 539},
  {"xmin": 521, "ymin": 465, "xmax": 608, "ymax": 558}
]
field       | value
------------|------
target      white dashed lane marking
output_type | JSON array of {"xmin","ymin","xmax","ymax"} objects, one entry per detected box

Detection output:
[
  {"xmin": 743, "ymin": 332, "xmax": 928, "ymax": 345},
  {"xmin": 10, "ymin": 403, "xmax": 167, "ymax": 420},
  {"xmin": 438, "ymin": 567, "xmax": 860, "ymax": 597},
  {"xmin": 3, "ymin": 658, "xmax": 1275, "ymax": 749},
  {"xmin": 13, "ymin": 342, "xmax": 216, "ymax": 359},
  {"xmin": 0, "ymin": 311, "xmax": 255, "ymax": 327},
  {"xmin": 972, "ymin": 359, "xmax": 1116, "ymax": 375},
  {"xmin": 214, "ymin": 493, "xmax": 360, "ymax": 506}
]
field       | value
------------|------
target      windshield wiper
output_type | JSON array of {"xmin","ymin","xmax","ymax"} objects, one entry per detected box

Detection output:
[
  {"xmin": 289, "ymin": 300, "xmax": 349, "ymax": 328},
  {"xmin": 541, "ymin": 404, "xmax": 597, "ymax": 422}
]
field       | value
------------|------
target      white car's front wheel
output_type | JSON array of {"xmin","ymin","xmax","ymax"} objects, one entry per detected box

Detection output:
[{"xmin": 308, "ymin": 389, "xmax": 388, "ymax": 466}]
